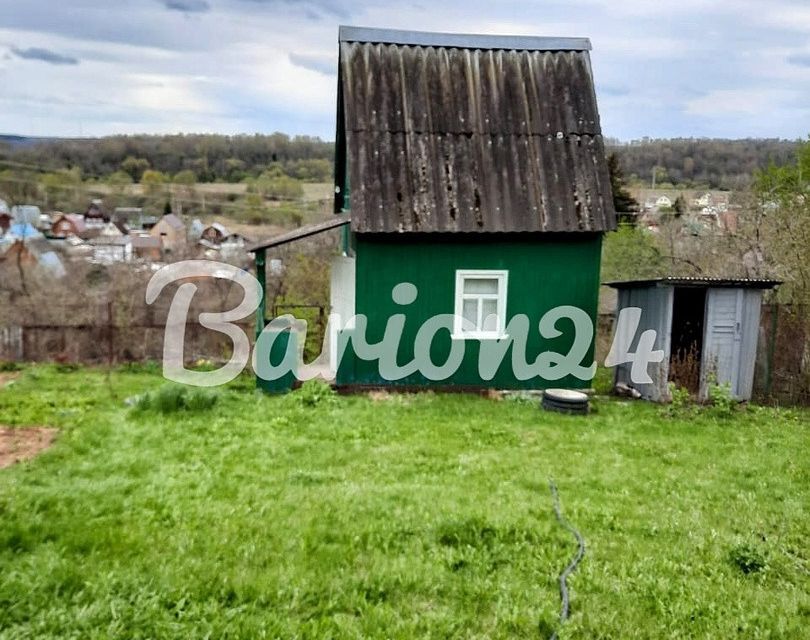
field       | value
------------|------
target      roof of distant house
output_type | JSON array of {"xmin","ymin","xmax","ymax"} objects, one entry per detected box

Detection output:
[
  {"xmin": 52, "ymin": 213, "xmax": 86, "ymax": 234},
  {"xmin": 8, "ymin": 222, "xmax": 42, "ymax": 239},
  {"xmin": 131, "ymin": 235, "xmax": 162, "ymax": 249},
  {"xmin": 88, "ymin": 235, "xmax": 131, "ymax": 246},
  {"xmin": 207, "ymin": 222, "xmax": 230, "ymax": 236},
  {"xmin": 158, "ymin": 213, "xmax": 185, "ymax": 231}
]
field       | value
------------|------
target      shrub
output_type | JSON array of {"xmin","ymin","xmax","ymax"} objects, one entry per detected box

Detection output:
[
  {"xmin": 707, "ymin": 375, "xmax": 736, "ymax": 417},
  {"xmin": 729, "ymin": 543, "xmax": 768, "ymax": 574},
  {"xmin": 0, "ymin": 361, "xmax": 23, "ymax": 372},
  {"xmin": 295, "ymin": 379, "xmax": 336, "ymax": 407},
  {"xmin": 662, "ymin": 382, "xmax": 693, "ymax": 418}
]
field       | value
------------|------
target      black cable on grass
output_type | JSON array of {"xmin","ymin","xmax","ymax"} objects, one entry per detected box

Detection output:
[{"xmin": 548, "ymin": 479, "xmax": 585, "ymax": 640}]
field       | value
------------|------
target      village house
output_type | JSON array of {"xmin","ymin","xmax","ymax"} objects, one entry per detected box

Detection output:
[
  {"xmin": 10, "ymin": 205, "xmax": 41, "ymax": 226},
  {"xmin": 149, "ymin": 213, "xmax": 186, "ymax": 252},
  {"xmin": 200, "ymin": 222, "xmax": 230, "ymax": 243},
  {"xmin": 250, "ymin": 26, "xmax": 616, "ymax": 391},
  {"xmin": 131, "ymin": 235, "xmax": 162, "ymax": 261},
  {"xmin": 114, "ymin": 207, "xmax": 157, "ymax": 231},
  {"xmin": 0, "ymin": 237, "xmax": 65, "ymax": 277},
  {"xmin": 655, "ymin": 195, "xmax": 673, "ymax": 208},
  {"xmin": 88, "ymin": 235, "xmax": 132, "ymax": 264},
  {"xmin": 51, "ymin": 213, "xmax": 87, "ymax": 238},
  {"xmin": 84, "ymin": 200, "xmax": 109, "ymax": 227},
  {"xmin": 6, "ymin": 221, "xmax": 42, "ymax": 240}
]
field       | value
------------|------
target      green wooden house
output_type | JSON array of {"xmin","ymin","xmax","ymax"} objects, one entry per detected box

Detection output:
[{"xmin": 250, "ymin": 26, "xmax": 616, "ymax": 391}]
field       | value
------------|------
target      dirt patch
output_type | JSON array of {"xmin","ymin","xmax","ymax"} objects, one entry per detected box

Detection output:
[
  {"xmin": 367, "ymin": 390, "xmax": 394, "ymax": 402},
  {"xmin": 0, "ymin": 427, "xmax": 57, "ymax": 469},
  {"xmin": 0, "ymin": 372, "xmax": 20, "ymax": 387}
]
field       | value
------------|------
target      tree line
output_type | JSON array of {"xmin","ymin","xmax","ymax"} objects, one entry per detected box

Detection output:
[
  {"xmin": 0, "ymin": 133, "xmax": 333, "ymax": 184},
  {"xmin": 0, "ymin": 134, "xmax": 803, "ymax": 190},
  {"xmin": 606, "ymin": 137, "xmax": 800, "ymax": 190}
]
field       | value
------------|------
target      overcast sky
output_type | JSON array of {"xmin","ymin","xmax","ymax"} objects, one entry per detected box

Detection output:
[{"xmin": 0, "ymin": 0, "xmax": 808, "ymax": 141}]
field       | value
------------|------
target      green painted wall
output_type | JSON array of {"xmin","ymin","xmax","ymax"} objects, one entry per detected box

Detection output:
[{"xmin": 337, "ymin": 233, "xmax": 603, "ymax": 389}]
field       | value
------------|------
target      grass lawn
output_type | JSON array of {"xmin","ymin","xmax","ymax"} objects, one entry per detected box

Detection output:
[{"xmin": 0, "ymin": 365, "xmax": 808, "ymax": 639}]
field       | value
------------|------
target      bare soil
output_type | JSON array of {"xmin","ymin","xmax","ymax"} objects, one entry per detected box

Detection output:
[
  {"xmin": 0, "ymin": 372, "xmax": 20, "ymax": 387},
  {"xmin": 0, "ymin": 427, "xmax": 57, "ymax": 469}
]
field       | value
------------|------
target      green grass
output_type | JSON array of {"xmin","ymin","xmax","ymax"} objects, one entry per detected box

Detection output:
[{"xmin": 0, "ymin": 366, "xmax": 808, "ymax": 639}]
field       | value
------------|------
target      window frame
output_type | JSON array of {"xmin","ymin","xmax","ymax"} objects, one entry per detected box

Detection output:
[{"xmin": 452, "ymin": 269, "xmax": 509, "ymax": 340}]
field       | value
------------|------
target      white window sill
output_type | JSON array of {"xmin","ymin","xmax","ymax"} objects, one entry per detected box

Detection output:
[{"xmin": 451, "ymin": 333, "xmax": 510, "ymax": 341}]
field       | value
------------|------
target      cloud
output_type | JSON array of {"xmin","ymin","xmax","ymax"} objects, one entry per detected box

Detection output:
[
  {"xmin": 787, "ymin": 52, "xmax": 810, "ymax": 68},
  {"xmin": 10, "ymin": 46, "xmax": 78, "ymax": 65},
  {"xmin": 238, "ymin": 0, "xmax": 353, "ymax": 20},
  {"xmin": 288, "ymin": 51, "xmax": 335, "ymax": 75},
  {"xmin": 164, "ymin": 0, "xmax": 211, "ymax": 12},
  {"xmin": 0, "ymin": 0, "xmax": 809, "ymax": 139}
]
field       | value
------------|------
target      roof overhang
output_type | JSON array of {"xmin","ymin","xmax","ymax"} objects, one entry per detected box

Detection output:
[
  {"xmin": 247, "ymin": 216, "xmax": 350, "ymax": 252},
  {"xmin": 604, "ymin": 276, "xmax": 782, "ymax": 290},
  {"xmin": 338, "ymin": 25, "xmax": 591, "ymax": 51}
]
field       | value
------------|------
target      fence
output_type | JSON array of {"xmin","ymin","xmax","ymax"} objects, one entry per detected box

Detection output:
[
  {"xmin": 754, "ymin": 305, "xmax": 809, "ymax": 405},
  {"xmin": 2, "ymin": 303, "xmax": 808, "ymax": 405},
  {"xmin": 0, "ymin": 318, "xmax": 251, "ymax": 365}
]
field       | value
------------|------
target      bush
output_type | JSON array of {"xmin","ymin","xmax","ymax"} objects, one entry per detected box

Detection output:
[
  {"xmin": 295, "ymin": 379, "xmax": 336, "ymax": 407},
  {"xmin": 729, "ymin": 543, "xmax": 768, "ymax": 574},
  {"xmin": 663, "ymin": 382, "xmax": 693, "ymax": 418},
  {"xmin": 133, "ymin": 384, "xmax": 218, "ymax": 414},
  {"xmin": 0, "ymin": 361, "xmax": 23, "ymax": 372},
  {"xmin": 707, "ymin": 376, "xmax": 736, "ymax": 417}
]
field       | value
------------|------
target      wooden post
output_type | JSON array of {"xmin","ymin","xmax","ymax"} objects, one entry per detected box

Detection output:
[
  {"xmin": 765, "ymin": 303, "xmax": 778, "ymax": 397},
  {"xmin": 108, "ymin": 301, "xmax": 115, "ymax": 366},
  {"xmin": 255, "ymin": 248, "xmax": 266, "ymax": 342}
]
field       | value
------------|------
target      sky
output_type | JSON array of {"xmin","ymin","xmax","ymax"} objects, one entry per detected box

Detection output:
[{"xmin": 0, "ymin": 0, "xmax": 808, "ymax": 141}]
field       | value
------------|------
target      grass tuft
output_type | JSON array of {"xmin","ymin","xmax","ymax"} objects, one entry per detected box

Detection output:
[{"xmin": 132, "ymin": 384, "xmax": 218, "ymax": 414}]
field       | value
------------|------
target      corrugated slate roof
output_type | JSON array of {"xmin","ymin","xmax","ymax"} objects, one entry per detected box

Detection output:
[
  {"xmin": 604, "ymin": 276, "xmax": 782, "ymax": 289},
  {"xmin": 337, "ymin": 26, "xmax": 616, "ymax": 233}
]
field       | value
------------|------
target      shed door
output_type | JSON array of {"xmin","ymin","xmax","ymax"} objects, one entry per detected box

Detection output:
[
  {"xmin": 613, "ymin": 285, "xmax": 673, "ymax": 402},
  {"xmin": 701, "ymin": 288, "xmax": 744, "ymax": 398}
]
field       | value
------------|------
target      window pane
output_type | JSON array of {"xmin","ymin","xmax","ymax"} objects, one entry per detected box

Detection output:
[
  {"xmin": 462, "ymin": 299, "xmax": 478, "ymax": 329},
  {"xmin": 463, "ymin": 277, "xmax": 498, "ymax": 294},
  {"xmin": 481, "ymin": 299, "xmax": 499, "ymax": 331}
]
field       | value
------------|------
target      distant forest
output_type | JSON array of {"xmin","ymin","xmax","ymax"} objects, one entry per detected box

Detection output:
[
  {"xmin": 605, "ymin": 138, "xmax": 800, "ymax": 190},
  {"xmin": 0, "ymin": 133, "xmax": 802, "ymax": 190},
  {"xmin": 0, "ymin": 133, "xmax": 334, "ymax": 184}
]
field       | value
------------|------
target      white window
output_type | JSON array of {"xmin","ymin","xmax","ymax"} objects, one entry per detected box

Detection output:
[{"xmin": 453, "ymin": 270, "xmax": 508, "ymax": 339}]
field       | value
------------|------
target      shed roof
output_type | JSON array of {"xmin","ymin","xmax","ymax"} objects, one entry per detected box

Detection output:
[
  {"xmin": 336, "ymin": 26, "xmax": 615, "ymax": 233},
  {"xmin": 248, "ymin": 216, "xmax": 350, "ymax": 252},
  {"xmin": 604, "ymin": 276, "xmax": 782, "ymax": 290}
]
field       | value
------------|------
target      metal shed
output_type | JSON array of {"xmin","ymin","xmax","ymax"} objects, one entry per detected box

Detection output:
[{"xmin": 605, "ymin": 277, "xmax": 780, "ymax": 401}]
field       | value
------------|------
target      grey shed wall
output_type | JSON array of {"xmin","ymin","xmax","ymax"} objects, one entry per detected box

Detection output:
[
  {"xmin": 612, "ymin": 283, "xmax": 769, "ymax": 402},
  {"xmin": 613, "ymin": 285, "xmax": 673, "ymax": 402}
]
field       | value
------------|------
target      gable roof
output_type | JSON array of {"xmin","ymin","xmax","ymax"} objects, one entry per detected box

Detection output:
[
  {"xmin": 156, "ymin": 213, "xmax": 185, "ymax": 231},
  {"xmin": 336, "ymin": 26, "xmax": 616, "ymax": 233},
  {"xmin": 52, "ymin": 213, "xmax": 86, "ymax": 234}
]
